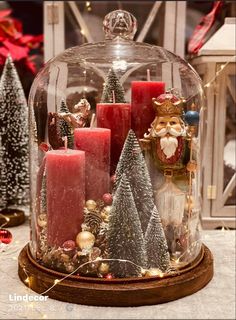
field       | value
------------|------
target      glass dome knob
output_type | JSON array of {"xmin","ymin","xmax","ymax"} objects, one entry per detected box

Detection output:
[{"xmin": 103, "ymin": 10, "xmax": 137, "ymax": 40}]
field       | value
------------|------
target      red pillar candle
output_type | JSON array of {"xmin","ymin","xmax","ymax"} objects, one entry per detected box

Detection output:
[
  {"xmin": 131, "ymin": 81, "xmax": 165, "ymax": 139},
  {"xmin": 96, "ymin": 103, "xmax": 131, "ymax": 173},
  {"xmin": 74, "ymin": 128, "xmax": 111, "ymax": 200},
  {"xmin": 46, "ymin": 149, "xmax": 85, "ymax": 247}
]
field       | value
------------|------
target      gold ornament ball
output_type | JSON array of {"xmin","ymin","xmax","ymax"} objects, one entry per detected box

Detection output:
[
  {"xmin": 101, "ymin": 206, "xmax": 112, "ymax": 221},
  {"xmin": 66, "ymin": 264, "xmax": 75, "ymax": 273},
  {"xmin": 101, "ymin": 211, "xmax": 107, "ymax": 219},
  {"xmin": 76, "ymin": 231, "xmax": 95, "ymax": 250},
  {"xmin": 187, "ymin": 161, "xmax": 198, "ymax": 172},
  {"xmin": 60, "ymin": 253, "xmax": 70, "ymax": 262},
  {"xmin": 103, "ymin": 206, "xmax": 112, "ymax": 215},
  {"xmin": 98, "ymin": 263, "xmax": 109, "ymax": 275},
  {"xmin": 37, "ymin": 214, "xmax": 47, "ymax": 228},
  {"xmin": 85, "ymin": 200, "xmax": 97, "ymax": 211},
  {"xmin": 145, "ymin": 268, "xmax": 163, "ymax": 277}
]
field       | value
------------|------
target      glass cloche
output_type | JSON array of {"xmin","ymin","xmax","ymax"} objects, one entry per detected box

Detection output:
[{"xmin": 28, "ymin": 10, "xmax": 204, "ymax": 279}]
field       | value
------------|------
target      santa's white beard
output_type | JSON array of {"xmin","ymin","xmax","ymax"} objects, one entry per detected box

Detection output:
[{"xmin": 160, "ymin": 136, "xmax": 178, "ymax": 159}]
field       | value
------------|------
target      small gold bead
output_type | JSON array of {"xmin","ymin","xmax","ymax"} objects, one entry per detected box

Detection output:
[
  {"xmin": 37, "ymin": 214, "xmax": 47, "ymax": 228},
  {"xmin": 98, "ymin": 263, "xmax": 109, "ymax": 275},
  {"xmin": 76, "ymin": 231, "xmax": 95, "ymax": 250},
  {"xmin": 85, "ymin": 200, "xmax": 97, "ymax": 210},
  {"xmin": 186, "ymin": 161, "xmax": 198, "ymax": 172},
  {"xmin": 145, "ymin": 268, "xmax": 163, "ymax": 277}
]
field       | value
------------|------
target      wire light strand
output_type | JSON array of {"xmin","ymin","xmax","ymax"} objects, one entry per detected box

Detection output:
[{"xmin": 204, "ymin": 55, "xmax": 236, "ymax": 89}]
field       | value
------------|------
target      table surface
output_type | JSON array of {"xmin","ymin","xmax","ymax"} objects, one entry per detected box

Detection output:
[{"xmin": 0, "ymin": 222, "xmax": 235, "ymax": 320}]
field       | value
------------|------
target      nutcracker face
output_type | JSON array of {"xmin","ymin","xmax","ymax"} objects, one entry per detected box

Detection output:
[
  {"xmin": 154, "ymin": 116, "xmax": 183, "ymax": 137},
  {"xmin": 149, "ymin": 115, "xmax": 187, "ymax": 161}
]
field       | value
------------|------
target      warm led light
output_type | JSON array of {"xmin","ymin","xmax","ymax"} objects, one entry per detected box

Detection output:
[
  {"xmin": 95, "ymin": 257, "xmax": 102, "ymax": 261},
  {"xmin": 80, "ymin": 29, "xmax": 85, "ymax": 36},
  {"xmin": 54, "ymin": 279, "xmax": 60, "ymax": 285},
  {"xmin": 86, "ymin": 1, "xmax": 90, "ymax": 7},
  {"xmin": 25, "ymin": 277, "xmax": 30, "ymax": 284}
]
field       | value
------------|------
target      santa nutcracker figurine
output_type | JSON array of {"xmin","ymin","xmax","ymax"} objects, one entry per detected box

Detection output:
[
  {"xmin": 140, "ymin": 91, "xmax": 200, "ymax": 262},
  {"xmin": 140, "ymin": 92, "xmax": 190, "ymax": 173}
]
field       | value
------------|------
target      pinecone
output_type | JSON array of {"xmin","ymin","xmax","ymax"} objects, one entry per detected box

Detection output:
[{"xmin": 84, "ymin": 211, "xmax": 102, "ymax": 235}]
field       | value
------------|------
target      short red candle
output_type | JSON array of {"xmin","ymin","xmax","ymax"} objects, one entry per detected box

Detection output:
[
  {"xmin": 96, "ymin": 103, "xmax": 131, "ymax": 173},
  {"xmin": 131, "ymin": 81, "xmax": 165, "ymax": 139},
  {"xmin": 74, "ymin": 128, "xmax": 111, "ymax": 200},
  {"xmin": 46, "ymin": 149, "xmax": 85, "ymax": 247}
]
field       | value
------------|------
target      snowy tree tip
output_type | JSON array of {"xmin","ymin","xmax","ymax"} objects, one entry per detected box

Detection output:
[
  {"xmin": 6, "ymin": 53, "xmax": 13, "ymax": 63},
  {"xmin": 127, "ymin": 129, "xmax": 136, "ymax": 137}
]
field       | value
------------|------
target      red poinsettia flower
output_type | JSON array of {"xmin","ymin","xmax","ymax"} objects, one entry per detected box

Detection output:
[
  {"xmin": 0, "ymin": 9, "xmax": 43, "ymax": 74},
  {"xmin": 0, "ymin": 9, "xmax": 22, "ymax": 39}
]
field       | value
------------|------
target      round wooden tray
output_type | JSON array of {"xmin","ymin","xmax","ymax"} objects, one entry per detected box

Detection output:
[
  {"xmin": 0, "ymin": 208, "xmax": 25, "ymax": 227},
  {"xmin": 18, "ymin": 244, "xmax": 213, "ymax": 306}
]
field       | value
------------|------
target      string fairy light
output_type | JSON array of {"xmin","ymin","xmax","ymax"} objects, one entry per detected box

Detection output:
[
  {"xmin": 37, "ymin": 257, "xmax": 151, "ymax": 296},
  {"xmin": 85, "ymin": 1, "xmax": 92, "ymax": 11},
  {"xmin": 186, "ymin": 55, "xmax": 236, "ymax": 103},
  {"xmin": 20, "ymin": 238, "xmax": 202, "ymax": 300},
  {"xmin": 203, "ymin": 55, "xmax": 236, "ymax": 89}
]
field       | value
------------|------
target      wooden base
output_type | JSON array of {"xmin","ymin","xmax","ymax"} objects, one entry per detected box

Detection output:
[
  {"xmin": 0, "ymin": 208, "xmax": 25, "ymax": 227},
  {"xmin": 18, "ymin": 244, "xmax": 213, "ymax": 306}
]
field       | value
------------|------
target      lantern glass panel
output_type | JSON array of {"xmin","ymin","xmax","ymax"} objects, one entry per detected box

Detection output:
[{"xmin": 224, "ymin": 76, "xmax": 236, "ymax": 206}]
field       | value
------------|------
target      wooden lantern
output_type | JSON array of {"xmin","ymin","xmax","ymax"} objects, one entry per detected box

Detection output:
[{"xmin": 191, "ymin": 18, "xmax": 236, "ymax": 229}]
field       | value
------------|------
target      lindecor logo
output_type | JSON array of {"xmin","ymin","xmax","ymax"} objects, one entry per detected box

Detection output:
[{"xmin": 9, "ymin": 294, "xmax": 48, "ymax": 302}]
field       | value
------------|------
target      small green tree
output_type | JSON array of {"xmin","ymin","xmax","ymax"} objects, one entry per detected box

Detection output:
[
  {"xmin": 0, "ymin": 55, "xmax": 29, "ymax": 206},
  {"xmin": 114, "ymin": 130, "xmax": 154, "ymax": 234},
  {"xmin": 101, "ymin": 68, "xmax": 126, "ymax": 103},
  {"xmin": 108, "ymin": 174, "xmax": 147, "ymax": 277},
  {"xmin": 145, "ymin": 206, "xmax": 170, "ymax": 272},
  {"xmin": 59, "ymin": 99, "xmax": 74, "ymax": 148}
]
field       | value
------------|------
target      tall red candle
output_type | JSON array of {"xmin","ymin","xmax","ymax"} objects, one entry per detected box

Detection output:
[
  {"xmin": 131, "ymin": 81, "xmax": 165, "ymax": 139},
  {"xmin": 96, "ymin": 103, "xmax": 131, "ymax": 173},
  {"xmin": 74, "ymin": 128, "xmax": 111, "ymax": 200},
  {"xmin": 46, "ymin": 149, "xmax": 85, "ymax": 247}
]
